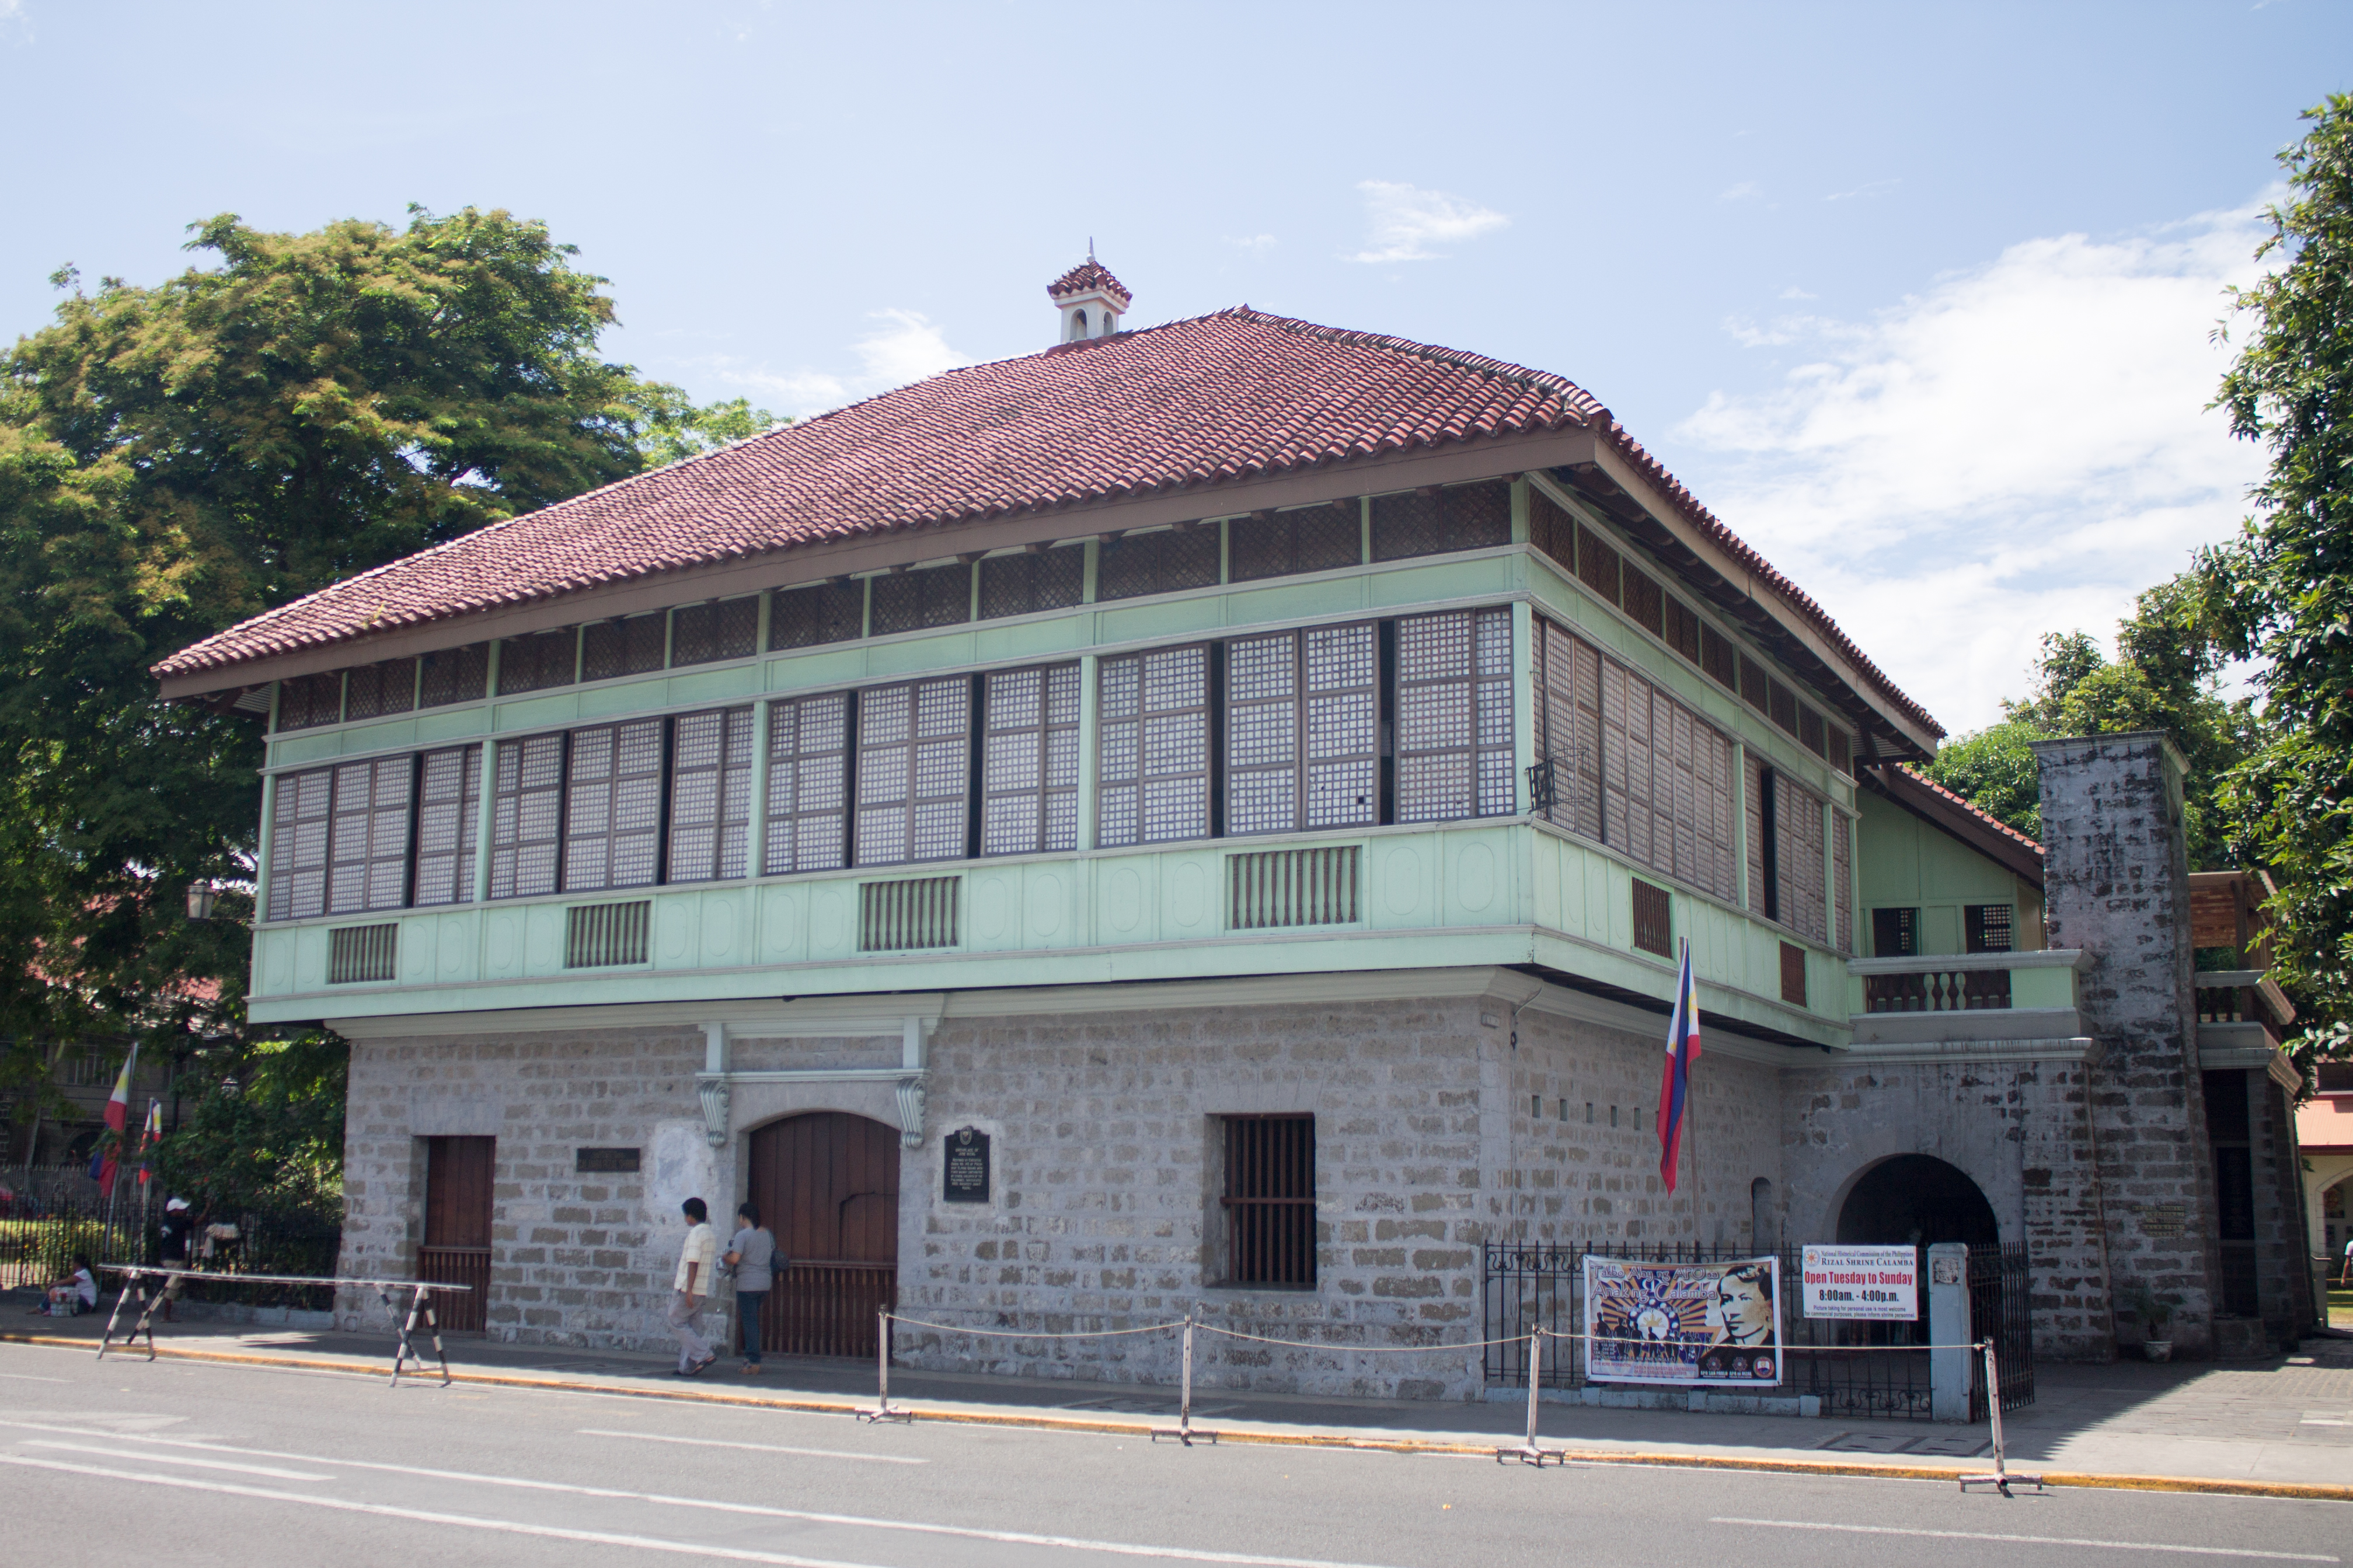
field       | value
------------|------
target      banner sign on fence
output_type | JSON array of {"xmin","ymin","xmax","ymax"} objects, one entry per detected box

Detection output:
[
  {"xmin": 1581, "ymin": 1255, "xmax": 1783, "ymax": 1386},
  {"xmin": 1800, "ymin": 1244, "xmax": 1919, "ymax": 1321}
]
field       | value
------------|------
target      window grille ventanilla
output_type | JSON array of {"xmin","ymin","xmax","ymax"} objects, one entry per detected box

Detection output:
[
  {"xmin": 1632, "ymin": 879, "xmax": 1672, "ymax": 958},
  {"xmin": 1228, "ymin": 845, "xmax": 1359, "ymax": 931},
  {"xmin": 859, "ymin": 876, "xmax": 960, "ymax": 951},
  {"xmin": 566, "ymin": 900, "xmax": 651, "ymax": 968},
  {"xmin": 327, "ymin": 923, "xmax": 399, "ymax": 984}
]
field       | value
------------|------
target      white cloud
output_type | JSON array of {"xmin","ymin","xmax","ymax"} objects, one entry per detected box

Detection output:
[
  {"xmin": 1672, "ymin": 202, "xmax": 2274, "ymax": 735},
  {"xmin": 1347, "ymin": 180, "xmax": 1508, "ymax": 263},
  {"xmin": 679, "ymin": 308, "xmax": 969, "ymax": 420},
  {"xmin": 1225, "ymin": 233, "xmax": 1278, "ymax": 252},
  {"xmin": 1719, "ymin": 181, "xmax": 1763, "ymax": 203},
  {"xmin": 1824, "ymin": 179, "xmax": 1901, "ymax": 203},
  {"xmin": 1778, "ymin": 285, "xmax": 1818, "ymax": 301}
]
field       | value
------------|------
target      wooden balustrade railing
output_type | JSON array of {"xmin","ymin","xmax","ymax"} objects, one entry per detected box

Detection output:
[{"xmin": 1862, "ymin": 968, "xmax": 2013, "ymax": 1014}]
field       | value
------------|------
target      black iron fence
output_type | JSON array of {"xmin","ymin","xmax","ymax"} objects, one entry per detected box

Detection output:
[
  {"xmin": 1483, "ymin": 1240, "xmax": 2034, "ymax": 1422},
  {"xmin": 0, "ymin": 1186, "xmax": 340, "ymax": 1310},
  {"xmin": 1968, "ymin": 1242, "xmax": 2034, "ymax": 1419}
]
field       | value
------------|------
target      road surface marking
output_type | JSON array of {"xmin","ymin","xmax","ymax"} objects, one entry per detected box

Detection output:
[
  {"xmin": 1711, "ymin": 1517, "xmax": 2338, "ymax": 1562},
  {"xmin": 576, "ymin": 1429, "xmax": 926, "ymax": 1464},
  {"xmin": 0, "ymin": 1373, "xmax": 69, "ymax": 1383},
  {"xmin": 20, "ymin": 1438, "xmax": 332, "ymax": 1482},
  {"xmin": 0, "ymin": 1419, "xmax": 1408, "ymax": 1568},
  {"xmin": 0, "ymin": 1455, "xmax": 896, "ymax": 1568}
]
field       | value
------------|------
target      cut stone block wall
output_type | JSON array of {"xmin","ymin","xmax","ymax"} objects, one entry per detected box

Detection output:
[{"xmin": 2034, "ymin": 731, "xmax": 2220, "ymax": 1357}]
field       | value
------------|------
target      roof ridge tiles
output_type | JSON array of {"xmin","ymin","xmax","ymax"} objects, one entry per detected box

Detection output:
[{"xmin": 1895, "ymin": 762, "xmax": 2045, "ymax": 854}]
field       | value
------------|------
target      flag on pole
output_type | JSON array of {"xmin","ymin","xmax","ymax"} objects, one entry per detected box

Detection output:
[
  {"xmin": 96, "ymin": 1055, "xmax": 133, "ymax": 1191},
  {"xmin": 138, "ymin": 1100, "xmax": 163, "ymax": 1188},
  {"xmin": 1655, "ymin": 940, "xmax": 1702, "ymax": 1192}
]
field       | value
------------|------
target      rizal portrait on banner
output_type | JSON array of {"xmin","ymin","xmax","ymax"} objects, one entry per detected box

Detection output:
[{"xmin": 1582, "ymin": 1255, "xmax": 1784, "ymax": 1387}]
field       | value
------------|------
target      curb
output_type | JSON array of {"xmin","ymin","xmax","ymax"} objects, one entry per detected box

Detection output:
[{"xmin": 8, "ymin": 1330, "xmax": 2350, "ymax": 1503}]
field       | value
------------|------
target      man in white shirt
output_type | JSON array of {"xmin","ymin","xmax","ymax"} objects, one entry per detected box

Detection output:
[{"xmin": 669, "ymin": 1197, "xmax": 719, "ymax": 1375}]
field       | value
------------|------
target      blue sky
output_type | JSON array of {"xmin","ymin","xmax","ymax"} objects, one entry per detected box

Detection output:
[{"xmin": 5, "ymin": 1, "xmax": 2346, "ymax": 734}]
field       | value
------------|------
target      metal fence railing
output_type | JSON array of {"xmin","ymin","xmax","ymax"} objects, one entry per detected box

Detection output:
[
  {"xmin": 0, "ymin": 1188, "xmax": 340, "ymax": 1309},
  {"xmin": 1482, "ymin": 1240, "xmax": 2035, "ymax": 1422}
]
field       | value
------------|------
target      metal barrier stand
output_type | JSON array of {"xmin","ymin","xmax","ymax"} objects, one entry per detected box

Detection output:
[
  {"xmin": 1958, "ymin": 1340, "xmax": 2043, "ymax": 1494},
  {"xmin": 1149, "ymin": 1314, "xmax": 1219, "ymax": 1447},
  {"xmin": 94, "ymin": 1264, "xmax": 467, "ymax": 1388},
  {"xmin": 1494, "ymin": 1329, "xmax": 1567, "ymax": 1466},
  {"xmin": 857, "ymin": 1307, "xmax": 914, "ymax": 1424}
]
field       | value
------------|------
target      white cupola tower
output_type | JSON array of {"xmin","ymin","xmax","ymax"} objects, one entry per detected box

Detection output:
[{"xmin": 1047, "ymin": 249, "xmax": 1132, "ymax": 344}]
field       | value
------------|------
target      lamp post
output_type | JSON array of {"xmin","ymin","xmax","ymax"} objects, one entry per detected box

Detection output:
[{"xmin": 184, "ymin": 882, "xmax": 218, "ymax": 921}]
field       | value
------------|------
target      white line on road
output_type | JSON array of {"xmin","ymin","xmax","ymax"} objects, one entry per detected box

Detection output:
[
  {"xmin": 0, "ymin": 1419, "xmax": 1407, "ymax": 1568},
  {"xmin": 0, "ymin": 1373, "xmax": 69, "ymax": 1382},
  {"xmin": 0, "ymin": 1455, "xmax": 898, "ymax": 1568},
  {"xmin": 21, "ymin": 1439, "xmax": 333, "ymax": 1482},
  {"xmin": 1711, "ymin": 1517, "xmax": 2339, "ymax": 1562},
  {"xmin": 576, "ymin": 1429, "xmax": 928, "ymax": 1464}
]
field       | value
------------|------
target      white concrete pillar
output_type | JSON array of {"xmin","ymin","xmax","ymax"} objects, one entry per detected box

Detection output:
[{"xmin": 1929, "ymin": 1242, "xmax": 1972, "ymax": 1423}]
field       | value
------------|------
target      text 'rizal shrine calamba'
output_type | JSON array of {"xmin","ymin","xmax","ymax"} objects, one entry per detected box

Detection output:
[{"xmin": 153, "ymin": 258, "xmax": 2324, "ymax": 1406}]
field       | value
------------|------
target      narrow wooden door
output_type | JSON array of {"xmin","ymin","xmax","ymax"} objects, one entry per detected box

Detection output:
[
  {"xmin": 419, "ymin": 1135, "xmax": 494, "ymax": 1332},
  {"xmin": 747, "ymin": 1113, "xmax": 900, "ymax": 1358}
]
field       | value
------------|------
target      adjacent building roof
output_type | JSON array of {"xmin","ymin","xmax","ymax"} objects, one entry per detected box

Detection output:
[{"xmin": 152, "ymin": 306, "xmax": 1937, "ymax": 736}]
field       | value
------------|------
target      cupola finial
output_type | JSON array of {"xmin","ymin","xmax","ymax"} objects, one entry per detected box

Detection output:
[{"xmin": 1046, "ymin": 252, "xmax": 1131, "ymax": 345}]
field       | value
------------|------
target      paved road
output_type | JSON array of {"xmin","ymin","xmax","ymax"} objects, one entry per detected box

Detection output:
[{"xmin": 1, "ymin": 1342, "xmax": 2344, "ymax": 1568}]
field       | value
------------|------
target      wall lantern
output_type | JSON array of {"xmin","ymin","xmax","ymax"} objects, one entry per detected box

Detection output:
[{"xmin": 184, "ymin": 882, "xmax": 219, "ymax": 921}]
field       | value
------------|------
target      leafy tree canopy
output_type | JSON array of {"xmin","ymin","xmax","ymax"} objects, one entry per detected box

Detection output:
[
  {"xmin": 0, "ymin": 205, "xmax": 764, "ymax": 1134},
  {"xmin": 2205, "ymin": 93, "xmax": 2353, "ymax": 1066}
]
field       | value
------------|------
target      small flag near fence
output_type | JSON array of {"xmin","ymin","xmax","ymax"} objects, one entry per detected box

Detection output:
[
  {"xmin": 1655, "ymin": 939, "xmax": 1702, "ymax": 1192},
  {"xmin": 93, "ymin": 1055, "xmax": 134, "ymax": 1190},
  {"xmin": 137, "ymin": 1100, "xmax": 163, "ymax": 1188}
]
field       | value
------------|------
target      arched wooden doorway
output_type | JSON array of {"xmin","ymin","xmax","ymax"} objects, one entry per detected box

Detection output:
[{"xmin": 747, "ymin": 1112, "xmax": 901, "ymax": 1359}]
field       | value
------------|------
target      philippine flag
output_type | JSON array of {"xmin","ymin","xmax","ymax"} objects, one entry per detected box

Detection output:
[
  {"xmin": 1655, "ymin": 940, "xmax": 1702, "ymax": 1192},
  {"xmin": 96, "ymin": 1056, "xmax": 133, "ymax": 1191}
]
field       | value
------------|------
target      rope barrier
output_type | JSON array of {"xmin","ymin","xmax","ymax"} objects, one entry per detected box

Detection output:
[
  {"xmin": 888, "ymin": 1314, "xmax": 1186, "ymax": 1340},
  {"xmin": 1194, "ymin": 1324, "xmax": 1532, "ymax": 1353}
]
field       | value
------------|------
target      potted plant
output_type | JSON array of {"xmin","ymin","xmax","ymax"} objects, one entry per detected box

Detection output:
[{"xmin": 2125, "ymin": 1284, "xmax": 2174, "ymax": 1362}]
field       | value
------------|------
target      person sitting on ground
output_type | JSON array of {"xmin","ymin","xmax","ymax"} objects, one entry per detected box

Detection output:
[{"xmin": 37, "ymin": 1254, "xmax": 98, "ymax": 1316}]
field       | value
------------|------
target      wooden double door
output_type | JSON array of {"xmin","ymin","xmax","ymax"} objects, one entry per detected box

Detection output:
[{"xmin": 746, "ymin": 1112, "xmax": 900, "ymax": 1359}]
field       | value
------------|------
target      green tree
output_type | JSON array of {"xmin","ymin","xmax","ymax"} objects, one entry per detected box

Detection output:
[
  {"xmin": 2207, "ymin": 94, "xmax": 2353, "ymax": 1067},
  {"xmin": 0, "ymin": 206, "xmax": 716, "ymax": 1141},
  {"xmin": 621, "ymin": 383, "xmax": 785, "ymax": 469}
]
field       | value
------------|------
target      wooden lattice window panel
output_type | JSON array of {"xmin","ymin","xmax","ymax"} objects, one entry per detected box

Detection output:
[
  {"xmin": 1747, "ymin": 755, "xmax": 1769, "ymax": 919},
  {"xmin": 870, "ymin": 564, "xmax": 971, "ymax": 635},
  {"xmin": 411, "ymin": 744, "xmax": 483, "ymax": 907},
  {"xmin": 980, "ymin": 663, "xmax": 1080, "ymax": 856},
  {"xmin": 419, "ymin": 644, "xmax": 489, "ymax": 708},
  {"xmin": 1663, "ymin": 598, "xmax": 1702, "ymax": 665},
  {"xmin": 498, "ymin": 628, "xmax": 577, "ymax": 696},
  {"xmin": 266, "ymin": 766, "xmax": 333, "ymax": 920},
  {"xmin": 671, "ymin": 596, "xmax": 758, "ymax": 667},
  {"xmin": 978, "ymin": 548, "xmax": 1084, "ymax": 619},
  {"xmin": 763, "ymin": 692, "xmax": 850, "ymax": 875},
  {"xmin": 489, "ymin": 735, "xmax": 564, "ymax": 899},
  {"xmin": 1395, "ymin": 607, "xmax": 1514, "ymax": 824},
  {"xmin": 1538, "ymin": 620, "xmax": 1603, "ymax": 843},
  {"xmin": 1773, "ymin": 772, "xmax": 1828, "ymax": 944},
  {"xmin": 666, "ymin": 707, "xmax": 754, "ymax": 883},
  {"xmin": 770, "ymin": 581, "xmax": 866, "ymax": 650},
  {"xmin": 343, "ymin": 660, "xmax": 416, "ymax": 721},
  {"xmin": 1222, "ymin": 1115, "xmax": 1315, "ymax": 1287},
  {"xmin": 1632, "ymin": 878, "xmax": 1673, "ymax": 958},
  {"xmin": 1832, "ymin": 811, "xmax": 1854, "ymax": 955},
  {"xmin": 1588, "ymin": 642, "xmax": 1738, "ymax": 903},
  {"xmin": 1738, "ymin": 654, "xmax": 1770, "ymax": 713},
  {"xmin": 583, "ymin": 613, "xmax": 667, "ymax": 681},
  {"xmin": 1576, "ymin": 522, "xmax": 1622, "ymax": 605},
  {"xmin": 1826, "ymin": 726, "xmax": 1852, "ymax": 776},
  {"xmin": 1701, "ymin": 626, "xmax": 1737, "ymax": 692},
  {"xmin": 1799, "ymin": 706, "xmax": 1826, "ymax": 757},
  {"xmin": 1225, "ymin": 623, "xmax": 1377, "ymax": 837},
  {"xmin": 1229, "ymin": 506, "xmax": 1358, "ymax": 582},
  {"xmin": 1780, "ymin": 941, "xmax": 1808, "ymax": 1008},
  {"xmin": 1097, "ymin": 644, "xmax": 1209, "ymax": 847},
  {"xmin": 275, "ymin": 672, "xmax": 343, "ymax": 732},
  {"xmin": 1529, "ymin": 487, "xmax": 1575, "ymax": 573},
  {"xmin": 1620, "ymin": 566, "xmax": 1665, "ymax": 638},
  {"xmin": 855, "ymin": 676, "xmax": 971, "ymax": 866},
  {"xmin": 327, "ymin": 757, "xmax": 414, "ymax": 917},
  {"xmin": 563, "ymin": 719, "xmax": 665, "ymax": 893},
  {"xmin": 1097, "ymin": 529, "xmax": 1219, "ymax": 602},
  {"xmin": 1768, "ymin": 678, "xmax": 1800, "ymax": 738}
]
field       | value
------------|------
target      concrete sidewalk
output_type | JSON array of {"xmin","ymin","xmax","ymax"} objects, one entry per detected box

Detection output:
[{"xmin": 6, "ymin": 1286, "xmax": 2348, "ymax": 1499}]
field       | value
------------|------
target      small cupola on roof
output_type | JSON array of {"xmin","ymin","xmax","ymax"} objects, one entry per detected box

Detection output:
[{"xmin": 1047, "ymin": 249, "xmax": 1131, "ymax": 344}]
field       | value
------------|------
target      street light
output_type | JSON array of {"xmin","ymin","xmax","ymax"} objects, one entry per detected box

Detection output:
[{"xmin": 184, "ymin": 882, "xmax": 218, "ymax": 921}]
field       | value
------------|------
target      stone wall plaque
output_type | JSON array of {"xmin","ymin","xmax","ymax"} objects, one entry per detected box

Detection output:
[
  {"xmin": 2141, "ymin": 1200, "xmax": 2186, "ymax": 1239},
  {"xmin": 576, "ymin": 1147, "xmax": 642, "ymax": 1174},
  {"xmin": 943, "ymin": 1126, "xmax": 991, "ymax": 1203}
]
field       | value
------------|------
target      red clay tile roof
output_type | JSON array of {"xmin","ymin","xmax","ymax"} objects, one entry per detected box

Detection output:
[
  {"xmin": 151, "ymin": 307, "xmax": 1939, "ymax": 736},
  {"xmin": 1898, "ymin": 764, "xmax": 2045, "ymax": 855},
  {"xmin": 1047, "ymin": 259, "xmax": 1131, "ymax": 307}
]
